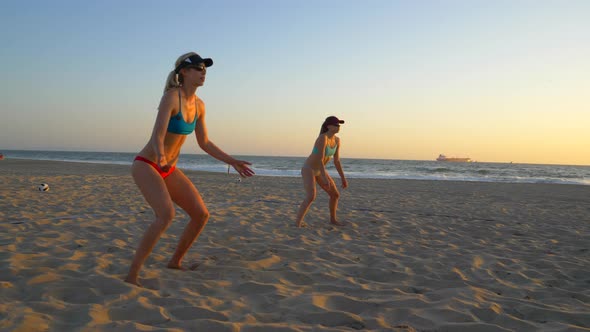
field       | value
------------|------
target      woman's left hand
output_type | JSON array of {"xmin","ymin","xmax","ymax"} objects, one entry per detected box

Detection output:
[
  {"xmin": 341, "ymin": 178, "xmax": 348, "ymax": 189},
  {"xmin": 231, "ymin": 160, "xmax": 255, "ymax": 177}
]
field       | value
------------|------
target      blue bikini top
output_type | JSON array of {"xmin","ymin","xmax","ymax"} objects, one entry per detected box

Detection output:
[
  {"xmin": 167, "ymin": 90, "xmax": 197, "ymax": 135},
  {"xmin": 312, "ymin": 143, "xmax": 338, "ymax": 157}
]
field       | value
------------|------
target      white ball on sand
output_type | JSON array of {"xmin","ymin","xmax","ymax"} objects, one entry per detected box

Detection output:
[
  {"xmin": 236, "ymin": 178, "xmax": 242, "ymax": 183},
  {"xmin": 38, "ymin": 183, "xmax": 49, "ymax": 192}
]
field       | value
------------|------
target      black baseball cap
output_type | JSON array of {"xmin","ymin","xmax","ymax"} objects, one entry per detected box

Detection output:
[
  {"xmin": 324, "ymin": 116, "xmax": 345, "ymax": 126},
  {"xmin": 174, "ymin": 54, "xmax": 213, "ymax": 74}
]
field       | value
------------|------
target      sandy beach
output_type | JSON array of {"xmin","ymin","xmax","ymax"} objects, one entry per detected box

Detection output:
[{"xmin": 0, "ymin": 159, "xmax": 589, "ymax": 331}]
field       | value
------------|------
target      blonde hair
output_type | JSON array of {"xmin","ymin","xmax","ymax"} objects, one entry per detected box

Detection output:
[{"xmin": 163, "ymin": 52, "xmax": 198, "ymax": 93}]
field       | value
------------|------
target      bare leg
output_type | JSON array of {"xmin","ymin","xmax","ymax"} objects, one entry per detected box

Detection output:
[
  {"xmin": 125, "ymin": 162, "xmax": 176, "ymax": 286},
  {"xmin": 295, "ymin": 167, "xmax": 317, "ymax": 227},
  {"xmin": 319, "ymin": 175, "xmax": 344, "ymax": 226},
  {"xmin": 164, "ymin": 169, "xmax": 209, "ymax": 269}
]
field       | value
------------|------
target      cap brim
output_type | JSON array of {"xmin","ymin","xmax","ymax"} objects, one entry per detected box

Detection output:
[
  {"xmin": 326, "ymin": 120, "xmax": 344, "ymax": 126},
  {"xmin": 175, "ymin": 57, "xmax": 214, "ymax": 73}
]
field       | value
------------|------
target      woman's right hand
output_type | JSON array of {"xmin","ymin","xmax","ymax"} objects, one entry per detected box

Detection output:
[
  {"xmin": 157, "ymin": 155, "xmax": 171, "ymax": 172},
  {"xmin": 231, "ymin": 160, "xmax": 255, "ymax": 177}
]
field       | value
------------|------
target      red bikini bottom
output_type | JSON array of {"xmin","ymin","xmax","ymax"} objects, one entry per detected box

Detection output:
[{"xmin": 134, "ymin": 156, "xmax": 176, "ymax": 178}]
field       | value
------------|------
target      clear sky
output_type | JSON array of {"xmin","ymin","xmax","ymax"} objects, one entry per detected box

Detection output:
[{"xmin": 1, "ymin": 0, "xmax": 588, "ymax": 165}]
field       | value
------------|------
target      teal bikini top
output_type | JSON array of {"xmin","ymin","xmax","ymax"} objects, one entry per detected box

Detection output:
[
  {"xmin": 167, "ymin": 90, "xmax": 197, "ymax": 135},
  {"xmin": 312, "ymin": 143, "xmax": 338, "ymax": 158}
]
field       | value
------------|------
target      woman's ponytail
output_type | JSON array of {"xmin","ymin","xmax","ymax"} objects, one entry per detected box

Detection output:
[
  {"xmin": 163, "ymin": 52, "xmax": 198, "ymax": 93},
  {"xmin": 163, "ymin": 70, "xmax": 180, "ymax": 93}
]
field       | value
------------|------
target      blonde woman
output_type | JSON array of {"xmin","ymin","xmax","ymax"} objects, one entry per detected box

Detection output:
[
  {"xmin": 295, "ymin": 116, "xmax": 348, "ymax": 227},
  {"xmin": 125, "ymin": 52, "xmax": 254, "ymax": 286}
]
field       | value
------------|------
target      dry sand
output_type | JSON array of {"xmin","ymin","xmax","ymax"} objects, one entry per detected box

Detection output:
[{"xmin": 0, "ymin": 159, "xmax": 589, "ymax": 331}]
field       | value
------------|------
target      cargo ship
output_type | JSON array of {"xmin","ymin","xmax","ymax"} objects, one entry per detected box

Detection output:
[{"xmin": 436, "ymin": 154, "xmax": 471, "ymax": 162}]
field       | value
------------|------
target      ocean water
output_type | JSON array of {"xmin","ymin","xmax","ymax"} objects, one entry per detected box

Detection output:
[{"xmin": 2, "ymin": 150, "xmax": 589, "ymax": 186}]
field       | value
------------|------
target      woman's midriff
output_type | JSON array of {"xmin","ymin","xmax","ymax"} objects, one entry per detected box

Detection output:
[{"xmin": 137, "ymin": 134, "xmax": 186, "ymax": 167}]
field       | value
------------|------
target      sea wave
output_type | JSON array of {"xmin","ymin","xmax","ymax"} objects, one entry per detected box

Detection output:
[{"xmin": 3, "ymin": 150, "xmax": 589, "ymax": 186}]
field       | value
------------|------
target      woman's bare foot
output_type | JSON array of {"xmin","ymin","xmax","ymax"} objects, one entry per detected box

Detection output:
[
  {"xmin": 124, "ymin": 277, "xmax": 142, "ymax": 287},
  {"xmin": 167, "ymin": 262, "xmax": 188, "ymax": 271},
  {"xmin": 330, "ymin": 220, "xmax": 345, "ymax": 226},
  {"xmin": 295, "ymin": 221, "xmax": 307, "ymax": 228}
]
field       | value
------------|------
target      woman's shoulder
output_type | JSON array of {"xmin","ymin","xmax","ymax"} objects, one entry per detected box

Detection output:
[
  {"xmin": 159, "ymin": 88, "xmax": 180, "ymax": 111},
  {"xmin": 161, "ymin": 88, "xmax": 180, "ymax": 102},
  {"xmin": 315, "ymin": 133, "xmax": 328, "ymax": 144},
  {"xmin": 163, "ymin": 87, "xmax": 180, "ymax": 98},
  {"xmin": 196, "ymin": 95, "xmax": 205, "ymax": 107}
]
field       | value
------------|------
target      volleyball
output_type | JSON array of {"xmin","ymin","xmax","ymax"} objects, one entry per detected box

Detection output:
[{"xmin": 38, "ymin": 183, "xmax": 49, "ymax": 192}]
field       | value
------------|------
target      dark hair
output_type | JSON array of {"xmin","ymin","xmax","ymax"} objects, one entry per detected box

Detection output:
[{"xmin": 319, "ymin": 116, "xmax": 344, "ymax": 134}]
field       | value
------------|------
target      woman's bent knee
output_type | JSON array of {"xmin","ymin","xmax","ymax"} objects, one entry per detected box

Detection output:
[
  {"xmin": 152, "ymin": 216, "xmax": 174, "ymax": 230},
  {"xmin": 198, "ymin": 209, "xmax": 210, "ymax": 222},
  {"xmin": 187, "ymin": 210, "xmax": 209, "ymax": 228},
  {"xmin": 331, "ymin": 190, "xmax": 340, "ymax": 199},
  {"xmin": 156, "ymin": 206, "xmax": 175, "ymax": 223},
  {"xmin": 185, "ymin": 211, "xmax": 208, "ymax": 227}
]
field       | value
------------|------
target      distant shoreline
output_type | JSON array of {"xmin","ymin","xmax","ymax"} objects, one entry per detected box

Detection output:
[
  {"xmin": 1, "ymin": 158, "xmax": 589, "ymax": 188},
  {"xmin": 1, "ymin": 148, "xmax": 589, "ymax": 166},
  {"xmin": 2, "ymin": 152, "xmax": 589, "ymax": 186}
]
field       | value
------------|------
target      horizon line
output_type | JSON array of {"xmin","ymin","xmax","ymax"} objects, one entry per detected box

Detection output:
[{"xmin": 1, "ymin": 148, "xmax": 589, "ymax": 167}]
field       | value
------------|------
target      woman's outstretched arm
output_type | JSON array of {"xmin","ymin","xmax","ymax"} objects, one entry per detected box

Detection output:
[{"xmin": 194, "ymin": 101, "xmax": 254, "ymax": 177}]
